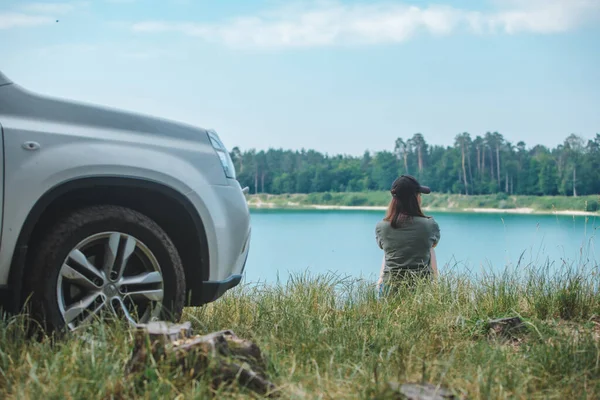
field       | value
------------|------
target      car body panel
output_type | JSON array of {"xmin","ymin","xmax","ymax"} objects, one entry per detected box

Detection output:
[
  {"xmin": 0, "ymin": 121, "xmax": 4, "ymax": 248},
  {"xmin": 0, "ymin": 73, "xmax": 250, "ymax": 299},
  {"xmin": 187, "ymin": 183, "xmax": 251, "ymax": 282},
  {"xmin": 0, "ymin": 71, "xmax": 10, "ymax": 87}
]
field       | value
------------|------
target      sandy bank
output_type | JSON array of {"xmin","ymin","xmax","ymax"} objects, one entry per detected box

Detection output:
[
  {"xmin": 464, "ymin": 207, "xmax": 534, "ymax": 214},
  {"xmin": 312, "ymin": 205, "xmax": 387, "ymax": 211},
  {"xmin": 461, "ymin": 207, "xmax": 598, "ymax": 216},
  {"xmin": 248, "ymin": 201, "xmax": 599, "ymax": 216}
]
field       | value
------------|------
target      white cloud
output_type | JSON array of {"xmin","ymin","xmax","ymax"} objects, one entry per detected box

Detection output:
[
  {"xmin": 131, "ymin": 0, "xmax": 600, "ymax": 48},
  {"xmin": 485, "ymin": 0, "xmax": 599, "ymax": 34},
  {"xmin": 22, "ymin": 2, "xmax": 87, "ymax": 15},
  {"xmin": 0, "ymin": 1, "xmax": 89, "ymax": 30},
  {"xmin": 0, "ymin": 12, "xmax": 54, "ymax": 29}
]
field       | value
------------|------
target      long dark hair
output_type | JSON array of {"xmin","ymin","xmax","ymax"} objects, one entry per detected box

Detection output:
[{"xmin": 384, "ymin": 190, "xmax": 427, "ymax": 229}]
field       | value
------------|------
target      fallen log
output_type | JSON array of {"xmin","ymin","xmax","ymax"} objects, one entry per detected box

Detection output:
[
  {"xmin": 486, "ymin": 316, "xmax": 525, "ymax": 339},
  {"xmin": 125, "ymin": 321, "xmax": 277, "ymax": 397},
  {"xmin": 386, "ymin": 382, "xmax": 457, "ymax": 400}
]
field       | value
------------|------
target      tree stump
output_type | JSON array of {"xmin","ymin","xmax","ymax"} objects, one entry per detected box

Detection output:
[
  {"xmin": 125, "ymin": 322, "xmax": 277, "ymax": 397},
  {"xmin": 387, "ymin": 382, "xmax": 456, "ymax": 400},
  {"xmin": 486, "ymin": 316, "xmax": 525, "ymax": 339}
]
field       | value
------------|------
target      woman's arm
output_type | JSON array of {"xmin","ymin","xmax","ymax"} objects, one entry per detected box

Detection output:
[
  {"xmin": 377, "ymin": 255, "xmax": 385, "ymax": 285},
  {"xmin": 430, "ymin": 248, "xmax": 439, "ymax": 278},
  {"xmin": 430, "ymin": 219, "xmax": 440, "ymax": 278}
]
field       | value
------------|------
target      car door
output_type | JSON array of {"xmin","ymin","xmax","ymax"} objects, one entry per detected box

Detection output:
[
  {"xmin": 0, "ymin": 121, "xmax": 3, "ymax": 246},
  {"xmin": 0, "ymin": 71, "xmax": 8, "ymax": 247}
]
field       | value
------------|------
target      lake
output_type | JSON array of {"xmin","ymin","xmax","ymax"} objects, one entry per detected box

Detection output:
[{"xmin": 242, "ymin": 209, "xmax": 599, "ymax": 284}]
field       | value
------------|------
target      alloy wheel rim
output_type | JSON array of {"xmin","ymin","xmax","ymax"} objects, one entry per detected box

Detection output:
[{"xmin": 57, "ymin": 232, "xmax": 164, "ymax": 330}]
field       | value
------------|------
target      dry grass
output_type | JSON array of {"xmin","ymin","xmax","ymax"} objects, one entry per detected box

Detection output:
[{"xmin": 1, "ymin": 264, "xmax": 600, "ymax": 399}]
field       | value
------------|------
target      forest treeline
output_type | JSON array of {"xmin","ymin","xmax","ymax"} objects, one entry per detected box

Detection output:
[{"xmin": 230, "ymin": 132, "xmax": 600, "ymax": 196}]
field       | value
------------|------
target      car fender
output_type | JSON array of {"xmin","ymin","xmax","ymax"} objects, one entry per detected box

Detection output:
[{"xmin": 0, "ymin": 139, "xmax": 220, "ymax": 286}]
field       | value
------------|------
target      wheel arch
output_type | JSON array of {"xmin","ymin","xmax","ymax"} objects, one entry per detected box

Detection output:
[{"xmin": 8, "ymin": 176, "xmax": 209, "ymax": 310}]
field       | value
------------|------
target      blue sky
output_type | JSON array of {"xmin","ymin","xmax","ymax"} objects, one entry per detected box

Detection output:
[{"xmin": 1, "ymin": 0, "xmax": 599, "ymax": 155}]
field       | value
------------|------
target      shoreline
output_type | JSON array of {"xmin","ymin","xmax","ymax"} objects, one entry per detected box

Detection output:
[{"xmin": 247, "ymin": 202, "xmax": 599, "ymax": 216}]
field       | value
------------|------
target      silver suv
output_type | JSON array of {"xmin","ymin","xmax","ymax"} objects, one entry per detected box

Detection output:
[{"xmin": 0, "ymin": 70, "xmax": 251, "ymax": 332}]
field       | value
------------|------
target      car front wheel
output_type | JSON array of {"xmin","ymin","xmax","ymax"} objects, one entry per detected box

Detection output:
[{"xmin": 26, "ymin": 205, "xmax": 186, "ymax": 332}]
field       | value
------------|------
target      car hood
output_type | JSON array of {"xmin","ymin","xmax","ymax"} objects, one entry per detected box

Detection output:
[
  {"xmin": 0, "ymin": 70, "xmax": 11, "ymax": 86},
  {"xmin": 0, "ymin": 80, "xmax": 209, "ymax": 143}
]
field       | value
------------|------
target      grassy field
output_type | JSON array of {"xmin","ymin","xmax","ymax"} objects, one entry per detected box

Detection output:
[
  {"xmin": 247, "ymin": 192, "xmax": 600, "ymax": 213},
  {"xmin": 1, "ymin": 264, "xmax": 600, "ymax": 399}
]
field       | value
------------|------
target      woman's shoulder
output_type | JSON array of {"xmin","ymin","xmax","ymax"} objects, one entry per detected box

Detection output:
[
  {"xmin": 417, "ymin": 215, "xmax": 440, "ymax": 226},
  {"xmin": 424, "ymin": 216, "xmax": 440, "ymax": 232},
  {"xmin": 376, "ymin": 219, "xmax": 391, "ymax": 231},
  {"xmin": 376, "ymin": 219, "xmax": 390, "ymax": 227}
]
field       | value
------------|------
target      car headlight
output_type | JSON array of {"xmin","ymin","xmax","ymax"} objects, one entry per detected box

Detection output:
[{"xmin": 207, "ymin": 130, "xmax": 236, "ymax": 179}]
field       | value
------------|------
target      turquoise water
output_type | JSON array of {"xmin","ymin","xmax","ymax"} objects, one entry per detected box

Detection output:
[{"xmin": 242, "ymin": 210, "xmax": 599, "ymax": 284}]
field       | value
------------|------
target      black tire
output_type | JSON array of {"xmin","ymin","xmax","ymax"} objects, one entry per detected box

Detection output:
[{"xmin": 24, "ymin": 205, "xmax": 186, "ymax": 332}]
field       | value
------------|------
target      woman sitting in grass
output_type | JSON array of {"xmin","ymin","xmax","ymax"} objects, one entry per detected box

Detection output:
[{"xmin": 375, "ymin": 175, "xmax": 440, "ymax": 296}]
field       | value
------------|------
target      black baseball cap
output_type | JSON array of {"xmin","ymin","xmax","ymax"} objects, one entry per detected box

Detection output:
[{"xmin": 391, "ymin": 175, "xmax": 431, "ymax": 197}]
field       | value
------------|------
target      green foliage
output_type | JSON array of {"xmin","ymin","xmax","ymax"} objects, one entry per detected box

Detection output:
[
  {"xmin": 2, "ymin": 266, "xmax": 600, "ymax": 399},
  {"xmin": 248, "ymin": 192, "xmax": 600, "ymax": 213},
  {"xmin": 496, "ymin": 192, "xmax": 509, "ymax": 201},
  {"xmin": 586, "ymin": 200, "xmax": 599, "ymax": 212},
  {"xmin": 231, "ymin": 133, "xmax": 600, "ymax": 197},
  {"xmin": 342, "ymin": 194, "xmax": 368, "ymax": 206}
]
